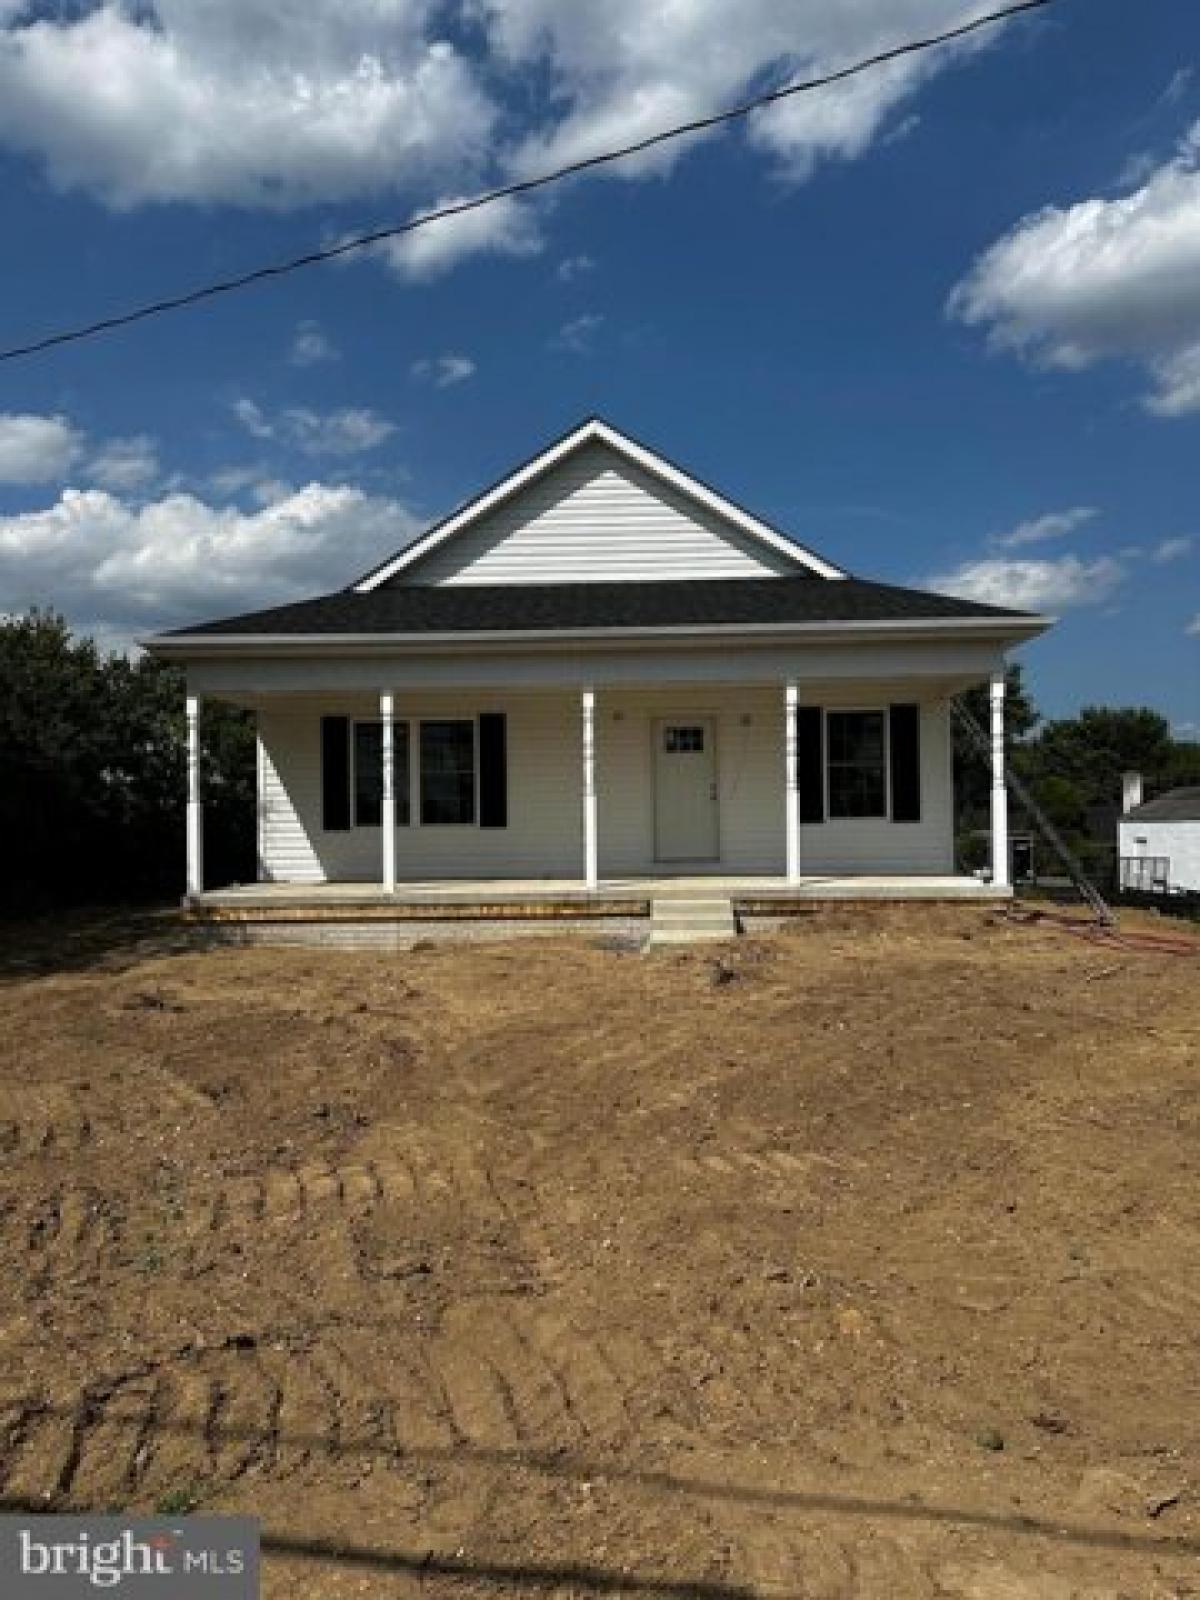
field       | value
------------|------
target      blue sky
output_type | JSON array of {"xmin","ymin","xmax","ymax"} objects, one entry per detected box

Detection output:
[{"xmin": 0, "ymin": 0, "xmax": 1196, "ymax": 732}]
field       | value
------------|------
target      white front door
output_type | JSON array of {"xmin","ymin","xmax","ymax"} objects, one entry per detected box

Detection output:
[{"xmin": 654, "ymin": 718, "xmax": 719, "ymax": 862}]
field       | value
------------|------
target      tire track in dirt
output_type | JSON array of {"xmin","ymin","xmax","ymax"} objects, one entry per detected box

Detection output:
[
  {"xmin": 2, "ymin": 1306, "xmax": 633, "ymax": 1506},
  {"xmin": 20, "ymin": 1186, "xmax": 120, "ymax": 1283},
  {"xmin": 183, "ymin": 1157, "xmax": 417, "ymax": 1236},
  {"xmin": 0, "ymin": 1086, "xmax": 92, "ymax": 1155}
]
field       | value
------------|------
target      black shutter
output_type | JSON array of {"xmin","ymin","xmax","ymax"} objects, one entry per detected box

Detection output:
[
  {"xmin": 478, "ymin": 713, "xmax": 508, "ymax": 829},
  {"xmin": 889, "ymin": 703, "xmax": 921, "ymax": 823},
  {"xmin": 797, "ymin": 706, "xmax": 825, "ymax": 824},
  {"xmin": 321, "ymin": 716, "xmax": 351, "ymax": 832}
]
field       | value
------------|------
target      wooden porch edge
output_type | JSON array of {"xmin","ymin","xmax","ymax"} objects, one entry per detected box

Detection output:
[{"xmin": 185, "ymin": 899, "xmax": 650, "ymax": 924}]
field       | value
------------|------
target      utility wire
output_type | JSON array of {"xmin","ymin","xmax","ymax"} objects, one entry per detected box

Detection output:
[{"xmin": 0, "ymin": 0, "xmax": 1060, "ymax": 365}]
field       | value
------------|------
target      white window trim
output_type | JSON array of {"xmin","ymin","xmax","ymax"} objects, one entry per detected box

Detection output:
[{"xmin": 823, "ymin": 706, "xmax": 893, "ymax": 824}]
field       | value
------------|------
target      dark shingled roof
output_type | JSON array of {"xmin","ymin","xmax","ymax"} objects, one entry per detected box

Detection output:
[
  {"xmin": 160, "ymin": 575, "xmax": 1040, "ymax": 639},
  {"xmin": 1125, "ymin": 787, "xmax": 1200, "ymax": 823}
]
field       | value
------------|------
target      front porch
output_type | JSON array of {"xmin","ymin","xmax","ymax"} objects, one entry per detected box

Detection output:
[{"xmin": 183, "ymin": 675, "xmax": 1014, "ymax": 909}]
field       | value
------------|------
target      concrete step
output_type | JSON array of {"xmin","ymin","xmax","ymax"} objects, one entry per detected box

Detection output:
[
  {"xmin": 651, "ymin": 909, "xmax": 734, "ymax": 927},
  {"xmin": 652, "ymin": 900, "xmax": 733, "ymax": 919},
  {"xmin": 648, "ymin": 927, "xmax": 737, "ymax": 946},
  {"xmin": 647, "ymin": 895, "xmax": 738, "ymax": 948}
]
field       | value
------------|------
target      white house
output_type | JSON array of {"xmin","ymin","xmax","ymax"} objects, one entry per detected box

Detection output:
[
  {"xmin": 1118, "ymin": 777, "xmax": 1200, "ymax": 893},
  {"xmin": 145, "ymin": 418, "xmax": 1049, "ymax": 914}
]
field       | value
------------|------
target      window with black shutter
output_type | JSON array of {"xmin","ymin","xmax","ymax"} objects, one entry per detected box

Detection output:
[
  {"xmin": 826, "ymin": 711, "xmax": 887, "ymax": 819},
  {"xmin": 420, "ymin": 720, "xmax": 476, "ymax": 825},
  {"xmin": 354, "ymin": 721, "xmax": 410, "ymax": 827}
]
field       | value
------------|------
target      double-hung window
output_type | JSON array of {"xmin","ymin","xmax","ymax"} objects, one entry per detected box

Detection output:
[
  {"xmin": 353, "ymin": 720, "xmax": 410, "ymax": 826},
  {"xmin": 826, "ymin": 710, "xmax": 887, "ymax": 819},
  {"xmin": 420, "ymin": 720, "xmax": 476, "ymax": 825}
]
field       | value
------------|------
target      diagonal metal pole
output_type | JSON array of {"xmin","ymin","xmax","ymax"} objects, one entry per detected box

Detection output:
[{"xmin": 951, "ymin": 698, "xmax": 1114, "ymax": 926}]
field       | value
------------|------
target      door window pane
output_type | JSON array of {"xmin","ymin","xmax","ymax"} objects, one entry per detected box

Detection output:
[
  {"xmin": 665, "ymin": 726, "xmax": 705, "ymax": 753},
  {"xmin": 420, "ymin": 720, "xmax": 475, "ymax": 825},
  {"xmin": 826, "ymin": 711, "xmax": 887, "ymax": 819}
]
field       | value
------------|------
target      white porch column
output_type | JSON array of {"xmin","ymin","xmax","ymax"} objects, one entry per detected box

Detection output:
[
  {"xmin": 582, "ymin": 687, "xmax": 598, "ymax": 890},
  {"xmin": 785, "ymin": 680, "xmax": 801, "ymax": 884},
  {"xmin": 185, "ymin": 693, "xmax": 203, "ymax": 897},
  {"xmin": 990, "ymin": 669, "xmax": 1010, "ymax": 889},
  {"xmin": 380, "ymin": 691, "xmax": 397, "ymax": 894}
]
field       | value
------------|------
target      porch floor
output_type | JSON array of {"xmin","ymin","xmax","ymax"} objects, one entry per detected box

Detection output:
[{"xmin": 190, "ymin": 874, "xmax": 1008, "ymax": 915}]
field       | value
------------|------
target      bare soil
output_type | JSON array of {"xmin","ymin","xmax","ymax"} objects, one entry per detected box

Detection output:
[{"xmin": 0, "ymin": 904, "xmax": 1198, "ymax": 1599}]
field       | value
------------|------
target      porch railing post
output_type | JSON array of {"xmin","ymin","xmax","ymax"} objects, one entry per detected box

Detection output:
[
  {"xmin": 582, "ymin": 687, "xmax": 598, "ymax": 889},
  {"xmin": 990, "ymin": 669, "xmax": 1010, "ymax": 889},
  {"xmin": 381, "ymin": 691, "xmax": 396, "ymax": 894},
  {"xmin": 785, "ymin": 680, "xmax": 800, "ymax": 884},
  {"xmin": 186, "ymin": 693, "xmax": 203, "ymax": 897}
]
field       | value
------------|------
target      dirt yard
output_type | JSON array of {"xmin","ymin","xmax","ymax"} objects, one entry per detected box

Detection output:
[{"xmin": 0, "ymin": 904, "xmax": 1198, "ymax": 1599}]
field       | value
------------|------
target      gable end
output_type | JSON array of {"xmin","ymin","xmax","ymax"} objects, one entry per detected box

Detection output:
[{"xmin": 356, "ymin": 419, "xmax": 844, "ymax": 590}]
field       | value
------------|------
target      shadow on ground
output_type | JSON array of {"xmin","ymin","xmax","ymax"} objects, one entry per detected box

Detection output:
[{"xmin": 0, "ymin": 906, "xmax": 196, "ymax": 982}]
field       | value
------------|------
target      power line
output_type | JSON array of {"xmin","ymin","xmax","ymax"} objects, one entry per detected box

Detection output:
[{"xmin": 0, "ymin": 0, "xmax": 1060, "ymax": 365}]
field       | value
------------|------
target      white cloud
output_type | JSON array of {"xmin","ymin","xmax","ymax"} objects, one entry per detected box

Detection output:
[
  {"xmin": 411, "ymin": 354, "xmax": 477, "ymax": 388},
  {"xmin": 0, "ymin": 1, "xmax": 495, "ymax": 209},
  {"xmin": 748, "ymin": 51, "xmax": 945, "ymax": 182},
  {"xmin": 992, "ymin": 506, "xmax": 1097, "ymax": 549},
  {"xmin": 367, "ymin": 194, "xmax": 544, "ymax": 281},
  {"xmin": 0, "ymin": 481, "xmax": 422, "ymax": 643},
  {"xmin": 232, "ymin": 399, "xmax": 395, "ymax": 455},
  {"xmin": 949, "ymin": 128, "xmax": 1200, "ymax": 415},
  {"xmin": 1154, "ymin": 536, "xmax": 1193, "ymax": 562},
  {"xmin": 486, "ymin": 1, "xmax": 991, "ymax": 190},
  {"xmin": 231, "ymin": 398, "xmax": 273, "ymax": 441},
  {"xmin": 0, "ymin": 411, "xmax": 83, "ymax": 483},
  {"xmin": 207, "ymin": 465, "xmax": 295, "ymax": 505},
  {"xmin": 1188, "ymin": 613, "xmax": 1200, "ymax": 637},
  {"xmin": 289, "ymin": 320, "xmax": 338, "ymax": 367},
  {"xmin": 85, "ymin": 434, "xmax": 160, "ymax": 493},
  {"xmin": 1162, "ymin": 66, "xmax": 1193, "ymax": 108},
  {"xmin": 557, "ymin": 253, "xmax": 596, "ymax": 282},
  {"xmin": 924, "ymin": 554, "xmax": 1126, "ymax": 613},
  {"xmin": 552, "ymin": 312, "xmax": 604, "ymax": 354},
  {"xmin": 0, "ymin": 1, "xmax": 1025, "ymax": 283}
]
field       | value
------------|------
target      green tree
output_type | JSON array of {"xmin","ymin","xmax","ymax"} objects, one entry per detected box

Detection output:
[
  {"xmin": 0, "ymin": 612, "xmax": 254, "ymax": 913},
  {"xmin": 1029, "ymin": 706, "xmax": 1175, "ymax": 811}
]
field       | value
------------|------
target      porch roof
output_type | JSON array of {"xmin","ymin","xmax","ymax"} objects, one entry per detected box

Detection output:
[{"xmin": 150, "ymin": 574, "xmax": 1045, "ymax": 648}]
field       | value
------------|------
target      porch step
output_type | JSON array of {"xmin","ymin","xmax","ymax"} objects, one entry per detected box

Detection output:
[{"xmin": 647, "ymin": 895, "xmax": 738, "ymax": 948}]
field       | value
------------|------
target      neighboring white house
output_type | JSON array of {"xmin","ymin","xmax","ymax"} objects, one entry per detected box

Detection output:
[
  {"xmin": 144, "ymin": 417, "xmax": 1050, "ymax": 901},
  {"xmin": 1119, "ymin": 778, "xmax": 1200, "ymax": 893}
]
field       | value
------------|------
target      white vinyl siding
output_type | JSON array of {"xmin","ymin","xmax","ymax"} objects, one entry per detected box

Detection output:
[
  {"xmin": 1117, "ymin": 819, "xmax": 1200, "ymax": 892},
  {"xmin": 405, "ymin": 441, "xmax": 799, "ymax": 586},
  {"xmin": 258, "ymin": 688, "xmax": 955, "ymax": 883},
  {"xmin": 596, "ymin": 689, "xmax": 953, "ymax": 877},
  {"xmin": 259, "ymin": 695, "xmax": 582, "ymax": 883}
]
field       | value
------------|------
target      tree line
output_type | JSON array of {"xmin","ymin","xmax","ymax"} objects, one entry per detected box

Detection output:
[
  {"xmin": 1, "ymin": 613, "xmax": 254, "ymax": 914},
  {"xmin": 1, "ymin": 613, "xmax": 1196, "ymax": 913}
]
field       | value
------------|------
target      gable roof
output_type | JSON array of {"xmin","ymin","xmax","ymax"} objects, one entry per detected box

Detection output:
[
  {"xmin": 1123, "ymin": 787, "xmax": 1200, "ymax": 823},
  {"xmin": 152, "ymin": 574, "xmax": 1047, "ymax": 648},
  {"xmin": 353, "ymin": 417, "xmax": 846, "ymax": 589}
]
